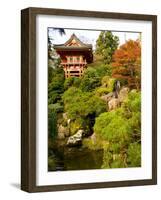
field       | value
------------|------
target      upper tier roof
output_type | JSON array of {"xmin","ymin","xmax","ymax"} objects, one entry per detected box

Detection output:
[{"xmin": 54, "ymin": 33, "xmax": 92, "ymax": 50}]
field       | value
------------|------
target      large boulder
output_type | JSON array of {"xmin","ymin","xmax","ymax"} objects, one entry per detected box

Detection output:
[
  {"xmin": 101, "ymin": 92, "xmax": 114, "ymax": 103},
  {"xmin": 66, "ymin": 130, "xmax": 84, "ymax": 147},
  {"xmin": 118, "ymin": 87, "xmax": 129, "ymax": 103},
  {"xmin": 108, "ymin": 98, "xmax": 120, "ymax": 111},
  {"xmin": 62, "ymin": 112, "xmax": 71, "ymax": 125},
  {"xmin": 57, "ymin": 124, "xmax": 70, "ymax": 139}
]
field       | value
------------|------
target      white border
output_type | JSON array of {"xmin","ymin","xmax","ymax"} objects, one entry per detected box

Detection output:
[{"xmin": 36, "ymin": 15, "xmax": 152, "ymax": 186}]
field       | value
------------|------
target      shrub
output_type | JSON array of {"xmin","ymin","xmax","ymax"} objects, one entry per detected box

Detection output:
[
  {"xmin": 48, "ymin": 103, "xmax": 63, "ymax": 113},
  {"xmin": 64, "ymin": 77, "xmax": 81, "ymax": 90},
  {"xmin": 63, "ymin": 87, "xmax": 106, "ymax": 135},
  {"xmin": 48, "ymin": 67, "xmax": 65, "ymax": 104},
  {"xmin": 95, "ymin": 87, "xmax": 111, "ymax": 96},
  {"xmin": 94, "ymin": 111, "xmax": 132, "ymax": 144},
  {"xmin": 101, "ymin": 76, "xmax": 115, "ymax": 90},
  {"xmin": 80, "ymin": 68, "xmax": 101, "ymax": 92},
  {"xmin": 94, "ymin": 91, "xmax": 141, "ymax": 168},
  {"xmin": 48, "ymin": 110, "xmax": 57, "ymax": 139},
  {"xmin": 127, "ymin": 142, "xmax": 141, "ymax": 167}
]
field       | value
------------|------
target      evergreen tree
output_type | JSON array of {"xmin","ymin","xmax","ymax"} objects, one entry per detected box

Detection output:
[{"xmin": 96, "ymin": 31, "xmax": 119, "ymax": 64}]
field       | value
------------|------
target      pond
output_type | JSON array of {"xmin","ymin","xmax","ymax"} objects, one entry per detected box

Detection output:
[{"xmin": 48, "ymin": 139, "xmax": 104, "ymax": 171}]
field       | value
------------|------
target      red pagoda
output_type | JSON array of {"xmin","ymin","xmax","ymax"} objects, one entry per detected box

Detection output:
[{"xmin": 54, "ymin": 34, "xmax": 93, "ymax": 78}]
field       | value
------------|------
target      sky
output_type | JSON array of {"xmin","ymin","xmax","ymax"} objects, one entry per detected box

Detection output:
[{"xmin": 48, "ymin": 28, "xmax": 140, "ymax": 50}]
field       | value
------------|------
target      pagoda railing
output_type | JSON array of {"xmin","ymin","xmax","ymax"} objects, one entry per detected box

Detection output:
[{"xmin": 61, "ymin": 61, "xmax": 87, "ymax": 65}]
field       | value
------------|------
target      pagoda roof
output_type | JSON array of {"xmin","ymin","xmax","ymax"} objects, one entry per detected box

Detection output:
[{"xmin": 54, "ymin": 33, "xmax": 92, "ymax": 50}]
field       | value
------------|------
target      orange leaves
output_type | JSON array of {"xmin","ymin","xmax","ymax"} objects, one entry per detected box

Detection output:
[{"xmin": 112, "ymin": 39, "xmax": 141, "ymax": 89}]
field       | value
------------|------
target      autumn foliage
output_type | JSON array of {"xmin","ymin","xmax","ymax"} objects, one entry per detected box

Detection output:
[{"xmin": 112, "ymin": 39, "xmax": 141, "ymax": 89}]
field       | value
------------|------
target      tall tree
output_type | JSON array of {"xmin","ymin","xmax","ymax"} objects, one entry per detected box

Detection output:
[
  {"xmin": 112, "ymin": 39, "xmax": 141, "ymax": 89},
  {"xmin": 48, "ymin": 28, "xmax": 66, "ymax": 70},
  {"xmin": 96, "ymin": 31, "xmax": 119, "ymax": 64}
]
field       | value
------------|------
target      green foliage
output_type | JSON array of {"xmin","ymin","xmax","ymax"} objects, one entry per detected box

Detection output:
[
  {"xmin": 63, "ymin": 87, "xmax": 106, "ymax": 120},
  {"xmin": 48, "ymin": 63, "xmax": 65, "ymax": 138},
  {"xmin": 101, "ymin": 76, "xmax": 115, "ymax": 90},
  {"xmin": 127, "ymin": 142, "xmax": 141, "ymax": 167},
  {"xmin": 94, "ymin": 90, "xmax": 141, "ymax": 168},
  {"xmin": 82, "ymin": 134, "xmax": 109, "ymax": 151},
  {"xmin": 94, "ymin": 110, "xmax": 132, "ymax": 144},
  {"xmin": 80, "ymin": 63, "xmax": 112, "ymax": 92},
  {"xmin": 95, "ymin": 64, "xmax": 112, "ymax": 77},
  {"xmin": 48, "ymin": 156, "xmax": 56, "ymax": 171},
  {"xmin": 96, "ymin": 31, "xmax": 119, "ymax": 64},
  {"xmin": 48, "ymin": 103, "xmax": 64, "ymax": 139},
  {"xmin": 63, "ymin": 87, "xmax": 106, "ymax": 135},
  {"xmin": 48, "ymin": 109, "xmax": 57, "ymax": 139},
  {"xmin": 110, "ymin": 155, "xmax": 126, "ymax": 168},
  {"xmin": 48, "ymin": 67, "xmax": 65, "ymax": 104},
  {"xmin": 95, "ymin": 87, "xmax": 110, "ymax": 96},
  {"xmin": 80, "ymin": 68, "xmax": 101, "ymax": 92},
  {"xmin": 48, "ymin": 67, "xmax": 54, "ymax": 83},
  {"xmin": 94, "ymin": 76, "xmax": 116, "ymax": 96},
  {"xmin": 123, "ymin": 90, "xmax": 141, "ymax": 114},
  {"xmin": 48, "ymin": 103, "xmax": 63, "ymax": 113},
  {"xmin": 47, "ymin": 31, "xmax": 141, "ymax": 170},
  {"xmin": 69, "ymin": 118, "xmax": 83, "ymax": 135},
  {"xmin": 64, "ymin": 77, "xmax": 81, "ymax": 90},
  {"xmin": 101, "ymin": 150, "xmax": 112, "ymax": 169}
]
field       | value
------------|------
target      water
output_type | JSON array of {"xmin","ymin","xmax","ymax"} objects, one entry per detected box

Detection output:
[{"xmin": 48, "ymin": 139, "xmax": 104, "ymax": 171}]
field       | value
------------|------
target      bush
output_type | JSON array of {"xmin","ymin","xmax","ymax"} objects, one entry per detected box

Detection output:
[
  {"xmin": 48, "ymin": 103, "xmax": 63, "ymax": 113},
  {"xmin": 48, "ymin": 110, "xmax": 57, "ymax": 139},
  {"xmin": 127, "ymin": 142, "xmax": 141, "ymax": 167},
  {"xmin": 63, "ymin": 87, "xmax": 106, "ymax": 119},
  {"xmin": 95, "ymin": 64, "xmax": 112, "ymax": 77},
  {"xmin": 69, "ymin": 119, "xmax": 83, "ymax": 135},
  {"xmin": 94, "ymin": 111, "xmax": 132, "ymax": 145},
  {"xmin": 63, "ymin": 87, "xmax": 106, "ymax": 135},
  {"xmin": 64, "ymin": 77, "xmax": 81, "ymax": 90},
  {"xmin": 101, "ymin": 76, "xmax": 116, "ymax": 91},
  {"xmin": 94, "ymin": 91, "xmax": 141, "ymax": 168},
  {"xmin": 95, "ymin": 87, "xmax": 110, "ymax": 96},
  {"xmin": 48, "ymin": 67, "xmax": 65, "ymax": 104},
  {"xmin": 80, "ymin": 68, "xmax": 101, "ymax": 92}
]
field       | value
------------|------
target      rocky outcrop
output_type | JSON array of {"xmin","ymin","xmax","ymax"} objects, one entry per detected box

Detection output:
[
  {"xmin": 66, "ymin": 130, "xmax": 84, "ymax": 147},
  {"xmin": 108, "ymin": 98, "xmax": 120, "ymax": 111},
  {"xmin": 101, "ymin": 87, "xmax": 130, "ymax": 111},
  {"xmin": 118, "ymin": 87, "xmax": 129, "ymax": 103},
  {"xmin": 62, "ymin": 112, "xmax": 71, "ymax": 125},
  {"xmin": 101, "ymin": 92, "xmax": 114, "ymax": 103},
  {"xmin": 57, "ymin": 124, "xmax": 70, "ymax": 139}
]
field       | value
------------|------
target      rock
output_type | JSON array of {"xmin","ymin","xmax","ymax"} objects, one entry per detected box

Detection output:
[
  {"xmin": 57, "ymin": 124, "xmax": 69, "ymax": 139},
  {"xmin": 90, "ymin": 132, "xmax": 96, "ymax": 144},
  {"xmin": 66, "ymin": 130, "xmax": 84, "ymax": 147},
  {"xmin": 118, "ymin": 87, "xmax": 129, "ymax": 102},
  {"xmin": 101, "ymin": 92, "xmax": 114, "ymax": 103},
  {"xmin": 131, "ymin": 89, "xmax": 137, "ymax": 93},
  {"xmin": 63, "ymin": 113, "xmax": 68, "ymax": 120},
  {"xmin": 67, "ymin": 119, "xmax": 71, "ymax": 125},
  {"xmin": 108, "ymin": 98, "xmax": 120, "ymax": 111},
  {"xmin": 63, "ymin": 112, "xmax": 71, "ymax": 125}
]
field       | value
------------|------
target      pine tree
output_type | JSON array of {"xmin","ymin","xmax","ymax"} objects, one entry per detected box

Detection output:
[{"xmin": 96, "ymin": 31, "xmax": 119, "ymax": 64}]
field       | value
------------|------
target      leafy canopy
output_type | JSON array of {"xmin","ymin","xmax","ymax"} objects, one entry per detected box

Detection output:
[
  {"xmin": 63, "ymin": 87, "xmax": 106, "ymax": 119},
  {"xmin": 96, "ymin": 31, "xmax": 119, "ymax": 64},
  {"xmin": 112, "ymin": 39, "xmax": 141, "ymax": 89},
  {"xmin": 94, "ymin": 90, "xmax": 141, "ymax": 168}
]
